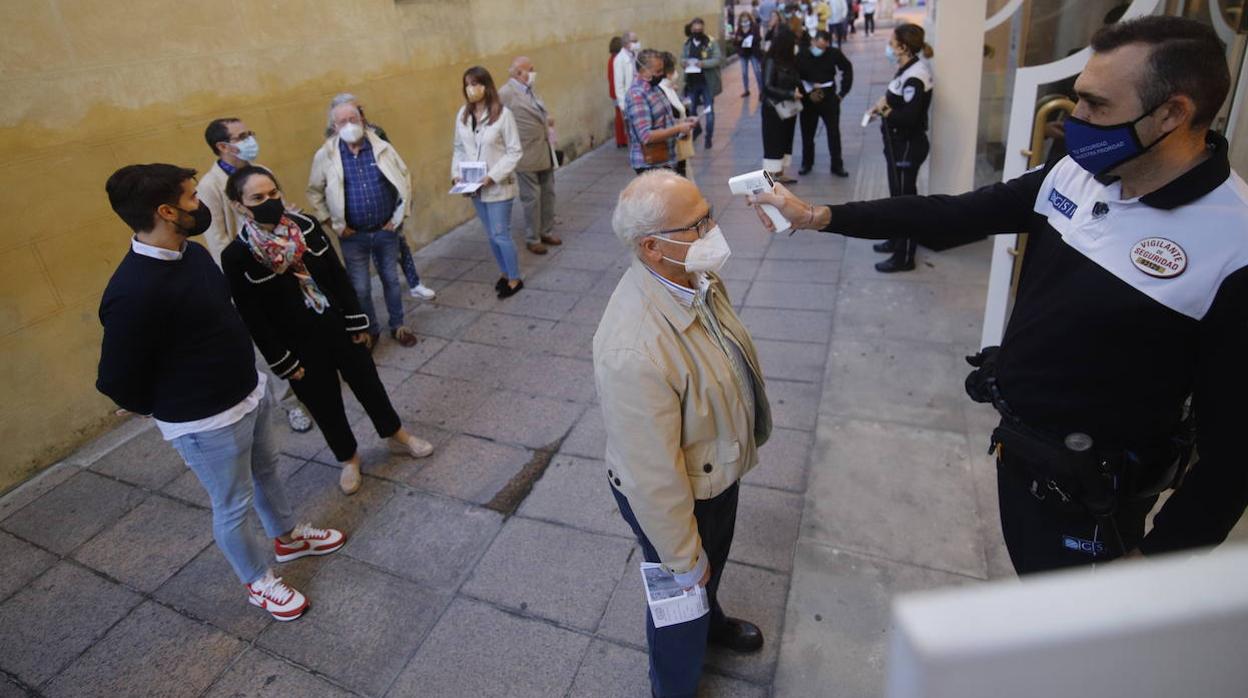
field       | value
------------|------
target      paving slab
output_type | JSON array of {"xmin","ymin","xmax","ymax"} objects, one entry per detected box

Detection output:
[
  {"xmin": 560, "ymin": 406, "xmax": 607, "ymax": 460},
  {"xmin": 517, "ymin": 455, "xmax": 631, "ymax": 538},
  {"xmin": 501, "ymin": 352, "xmax": 597, "ymax": 403},
  {"xmin": 0, "ymin": 530, "xmax": 57, "ymax": 603},
  {"xmin": 385, "ymin": 372, "xmax": 494, "ymax": 432},
  {"xmin": 389, "ymin": 597, "xmax": 590, "ymax": 698},
  {"xmin": 765, "ymin": 379, "xmax": 822, "ymax": 432},
  {"xmin": 463, "ymin": 391, "xmax": 586, "ymax": 450},
  {"xmin": 153, "ymin": 544, "xmax": 275, "ymax": 640},
  {"xmin": 729, "ymin": 485, "xmax": 803, "ymax": 573},
  {"xmin": 421, "ymin": 340, "xmax": 522, "ymax": 386},
  {"xmin": 0, "ymin": 562, "xmax": 141, "ymax": 686},
  {"xmin": 703, "ymin": 562, "xmax": 790, "ymax": 684},
  {"xmin": 0, "ymin": 470, "xmax": 146, "ymax": 555},
  {"xmin": 833, "ymin": 276, "xmax": 986, "ymax": 348},
  {"xmin": 44, "ymin": 600, "xmax": 243, "ymax": 698},
  {"xmin": 774, "ymin": 541, "xmax": 975, "ymax": 698},
  {"xmin": 347, "ymin": 488, "xmax": 503, "ymax": 591},
  {"xmin": 401, "ymin": 433, "xmax": 532, "ymax": 504},
  {"xmin": 370, "ymin": 334, "xmax": 451, "ymax": 373},
  {"xmin": 738, "ymin": 307, "xmax": 834, "ymax": 344},
  {"xmin": 755, "ymin": 338, "xmax": 828, "ymax": 383},
  {"xmin": 461, "ymin": 311, "xmax": 557, "ymax": 351},
  {"xmin": 203, "ymin": 647, "xmax": 355, "ymax": 698},
  {"xmin": 257, "ymin": 556, "xmax": 450, "ymax": 696},
  {"xmin": 462, "ymin": 517, "xmax": 633, "ymax": 631},
  {"xmin": 745, "ymin": 280, "xmax": 840, "ymax": 311},
  {"xmin": 822, "ymin": 336, "xmax": 969, "ymax": 433},
  {"xmin": 73, "ymin": 495, "xmax": 213, "ymax": 592},
  {"xmin": 87, "ymin": 426, "xmax": 186, "ymax": 490},
  {"xmin": 567, "ymin": 639, "xmax": 650, "ymax": 698},
  {"xmin": 746, "ymin": 427, "xmax": 814, "ymax": 493}
]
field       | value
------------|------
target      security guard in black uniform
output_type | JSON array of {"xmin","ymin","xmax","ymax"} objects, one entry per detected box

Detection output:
[
  {"xmin": 749, "ymin": 16, "xmax": 1248, "ymax": 575},
  {"xmin": 797, "ymin": 30, "xmax": 853, "ymax": 177}
]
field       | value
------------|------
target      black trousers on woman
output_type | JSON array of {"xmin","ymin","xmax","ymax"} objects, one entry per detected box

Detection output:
[
  {"xmin": 761, "ymin": 101, "xmax": 798, "ymax": 169},
  {"xmin": 287, "ymin": 326, "xmax": 401, "ymax": 462},
  {"xmin": 882, "ymin": 128, "xmax": 930, "ymax": 264}
]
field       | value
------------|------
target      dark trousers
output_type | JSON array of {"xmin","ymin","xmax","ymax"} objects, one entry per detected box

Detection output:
[
  {"xmin": 864, "ymin": 12, "xmax": 876, "ymax": 35},
  {"xmin": 685, "ymin": 82, "xmax": 715, "ymax": 142},
  {"xmin": 761, "ymin": 102, "xmax": 797, "ymax": 165},
  {"xmin": 832, "ymin": 21, "xmax": 848, "ymax": 45},
  {"xmin": 287, "ymin": 327, "xmax": 401, "ymax": 462},
  {"xmin": 799, "ymin": 93, "xmax": 843, "ymax": 171},
  {"xmin": 611, "ymin": 483, "xmax": 739, "ymax": 698},
  {"xmin": 997, "ymin": 449, "xmax": 1157, "ymax": 575},
  {"xmin": 883, "ymin": 129, "xmax": 929, "ymax": 262},
  {"xmin": 396, "ymin": 234, "xmax": 422, "ymax": 289}
]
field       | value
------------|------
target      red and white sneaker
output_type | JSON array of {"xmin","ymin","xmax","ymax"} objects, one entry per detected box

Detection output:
[
  {"xmin": 247, "ymin": 570, "xmax": 308, "ymax": 621},
  {"xmin": 274, "ymin": 523, "xmax": 346, "ymax": 563}
]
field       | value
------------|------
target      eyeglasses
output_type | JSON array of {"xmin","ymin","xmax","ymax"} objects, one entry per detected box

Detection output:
[
  {"xmin": 652, "ymin": 210, "xmax": 715, "ymax": 239},
  {"xmin": 229, "ymin": 131, "xmax": 256, "ymax": 142}
]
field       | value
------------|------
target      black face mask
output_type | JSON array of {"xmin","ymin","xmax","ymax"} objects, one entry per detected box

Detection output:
[
  {"xmin": 247, "ymin": 197, "xmax": 286, "ymax": 226},
  {"xmin": 648, "ymin": 74, "xmax": 664, "ymax": 87},
  {"xmin": 174, "ymin": 204, "xmax": 212, "ymax": 237}
]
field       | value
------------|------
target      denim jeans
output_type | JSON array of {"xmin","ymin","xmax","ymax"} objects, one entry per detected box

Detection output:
[
  {"xmin": 170, "ymin": 392, "xmax": 294, "ymax": 585},
  {"xmin": 685, "ymin": 82, "xmax": 715, "ymax": 141},
  {"xmin": 741, "ymin": 55, "xmax": 763, "ymax": 93},
  {"xmin": 471, "ymin": 197, "xmax": 521, "ymax": 280},
  {"xmin": 341, "ymin": 228, "xmax": 404, "ymax": 332},
  {"xmin": 396, "ymin": 233, "xmax": 422, "ymax": 289}
]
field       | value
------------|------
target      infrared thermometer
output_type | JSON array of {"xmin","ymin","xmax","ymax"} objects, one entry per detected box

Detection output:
[{"xmin": 729, "ymin": 170, "xmax": 792, "ymax": 234}]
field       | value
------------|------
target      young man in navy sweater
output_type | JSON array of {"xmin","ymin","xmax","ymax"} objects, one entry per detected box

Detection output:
[{"xmin": 98, "ymin": 163, "xmax": 346, "ymax": 621}]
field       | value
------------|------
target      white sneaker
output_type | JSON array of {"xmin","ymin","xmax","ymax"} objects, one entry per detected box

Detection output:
[
  {"xmin": 247, "ymin": 570, "xmax": 308, "ymax": 621},
  {"xmin": 274, "ymin": 522, "xmax": 346, "ymax": 563},
  {"xmin": 409, "ymin": 284, "xmax": 437, "ymax": 300}
]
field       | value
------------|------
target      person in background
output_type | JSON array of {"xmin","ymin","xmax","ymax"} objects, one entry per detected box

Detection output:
[
  {"xmin": 608, "ymin": 36, "xmax": 629, "ymax": 148},
  {"xmin": 453, "ymin": 66, "xmax": 526, "ymax": 299},
  {"xmin": 797, "ymin": 29, "xmax": 853, "ymax": 177},
  {"xmin": 861, "ymin": 0, "xmax": 877, "ymax": 35},
  {"xmin": 761, "ymin": 26, "xmax": 802, "ymax": 184},
  {"xmin": 499, "ymin": 56, "xmax": 563, "ymax": 255},
  {"xmin": 323, "ymin": 94, "xmax": 436, "ymax": 302},
  {"xmin": 197, "ymin": 118, "xmax": 314, "ymax": 435},
  {"xmin": 98, "ymin": 163, "xmax": 347, "ymax": 623},
  {"xmin": 757, "ymin": 0, "xmax": 776, "ymax": 25},
  {"xmin": 849, "ymin": 0, "xmax": 860, "ymax": 34},
  {"xmin": 307, "ymin": 99, "xmax": 421, "ymax": 347},
  {"xmin": 734, "ymin": 12, "xmax": 764, "ymax": 98},
  {"xmin": 613, "ymin": 31, "xmax": 640, "ymax": 124},
  {"xmin": 682, "ymin": 17, "xmax": 723, "ymax": 150},
  {"xmin": 828, "ymin": 0, "xmax": 848, "ymax": 46},
  {"xmin": 222, "ymin": 166, "xmax": 434, "ymax": 495},
  {"xmin": 868, "ymin": 23, "xmax": 934, "ymax": 272},
  {"xmin": 625, "ymin": 49, "xmax": 697, "ymax": 175},
  {"xmin": 658, "ymin": 51, "xmax": 695, "ymax": 177},
  {"xmin": 763, "ymin": 9, "xmax": 782, "ymax": 53}
]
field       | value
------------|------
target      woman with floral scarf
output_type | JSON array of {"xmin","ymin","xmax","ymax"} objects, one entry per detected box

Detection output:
[{"xmin": 221, "ymin": 166, "xmax": 434, "ymax": 495}]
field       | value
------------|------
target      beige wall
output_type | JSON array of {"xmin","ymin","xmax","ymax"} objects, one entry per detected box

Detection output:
[{"xmin": 0, "ymin": 0, "xmax": 718, "ymax": 492}]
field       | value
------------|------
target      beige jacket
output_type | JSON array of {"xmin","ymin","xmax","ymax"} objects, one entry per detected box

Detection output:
[
  {"xmin": 196, "ymin": 161, "xmax": 255, "ymax": 266},
  {"xmin": 593, "ymin": 259, "xmax": 771, "ymax": 582},
  {"xmin": 451, "ymin": 105, "xmax": 523, "ymax": 203},
  {"xmin": 306, "ymin": 130, "xmax": 411, "ymax": 237},
  {"xmin": 498, "ymin": 78, "xmax": 557, "ymax": 174}
]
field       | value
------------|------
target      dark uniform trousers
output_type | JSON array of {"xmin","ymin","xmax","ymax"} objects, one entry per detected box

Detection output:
[
  {"xmin": 287, "ymin": 327, "xmax": 401, "ymax": 462},
  {"xmin": 883, "ymin": 125, "xmax": 929, "ymax": 260},
  {"xmin": 611, "ymin": 482, "xmax": 739, "ymax": 698},
  {"xmin": 997, "ymin": 448, "xmax": 1159, "ymax": 575},
  {"xmin": 799, "ymin": 92, "xmax": 844, "ymax": 172}
]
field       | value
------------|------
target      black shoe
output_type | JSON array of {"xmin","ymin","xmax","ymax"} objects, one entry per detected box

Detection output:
[
  {"xmin": 495, "ymin": 276, "xmax": 507, "ymax": 292},
  {"xmin": 741, "ymin": 91, "xmax": 751, "ymax": 97},
  {"xmin": 872, "ymin": 241, "xmax": 895, "ymax": 254},
  {"xmin": 704, "ymin": 137, "xmax": 712, "ymax": 150},
  {"xmin": 798, "ymin": 166, "xmax": 813, "ymax": 175},
  {"xmin": 497, "ymin": 279, "xmax": 524, "ymax": 299},
  {"xmin": 708, "ymin": 617, "xmax": 764, "ymax": 653},
  {"xmin": 832, "ymin": 168, "xmax": 850, "ymax": 177},
  {"xmin": 692, "ymin": 125, "xmax": 703, "ymax": 141},
  {"xmin": 874, "ymin": 257, "xmax": 916, "ymax": 273}
]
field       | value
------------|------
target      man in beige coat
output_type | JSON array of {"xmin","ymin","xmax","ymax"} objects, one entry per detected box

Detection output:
[
  {"xmin": 498, "ymin": 56, "xmax": 562, "ymax": 254},
  {"xmin": 593, "ymin": 170, "xmax": 771, "ymax": 697}
]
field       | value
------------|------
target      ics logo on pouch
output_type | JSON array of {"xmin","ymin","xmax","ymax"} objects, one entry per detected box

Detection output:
[
  {"xmin": 1063, "ymin": 535, "xmax": 1106, "ymax": 556},
  {"xmin": 1130, "ymin": 237, "xmax": 1187, "ymax": 278}
]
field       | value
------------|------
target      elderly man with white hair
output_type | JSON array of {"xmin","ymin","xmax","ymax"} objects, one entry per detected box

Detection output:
[
  {"xmin": 499, "ymin": 56, "xmax": 562, "ymax": 255},
  {"xmin": 593, "ymin": 170, "xmax": 772, "ymax": 697}
]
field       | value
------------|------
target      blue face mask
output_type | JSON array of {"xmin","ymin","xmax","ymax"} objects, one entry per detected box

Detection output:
[
  {"xmin": 1063, "ymin": 102, "xmax": 1172, "ymax": 177},
  {"xmin": 810, "ymin": 46, "xmax": 825, "ymax": 57},
  {"xmin": 885, "ymin": 44, "xmax": 897, "ymax": 63}
]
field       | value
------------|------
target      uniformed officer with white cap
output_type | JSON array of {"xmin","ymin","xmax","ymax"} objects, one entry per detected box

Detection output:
[{"xmin": 749, "ymin": 15, "xmax": 1248, "ymax": 574}]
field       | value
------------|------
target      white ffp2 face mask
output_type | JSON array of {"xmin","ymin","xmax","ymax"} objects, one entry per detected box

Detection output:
[
  {"xmin": 653, "ymin": 225, "xmax": 732, "ymax": 274},
  {"xmin": 338, "ymin": 122, "xmax": 364, "ymax": 144}
]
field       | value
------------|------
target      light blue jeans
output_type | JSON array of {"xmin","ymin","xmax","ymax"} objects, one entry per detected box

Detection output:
[
  {"xmin": 472, "ymin": 197, "xmax": 521, "ymax": 281},
  {"xmin": 170, "ymin": 391, "xmax": 294, "ymax": 585}
]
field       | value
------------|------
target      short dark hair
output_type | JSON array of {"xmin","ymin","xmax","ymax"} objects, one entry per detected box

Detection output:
[
  {"xmin": 204, "ymin": 118, "xmax": 239, "ymax": 156},
  {"xmin": 105, "ymin": 164, "xmax": 197, "ymax": 233},
  {"xmin": 609, "ymin": 35, "xmax": 623, "ymax": 54},
  {"xmin": 661, "ymin": 51, "xmax": 677, "ymax": 76},
  {"xmin": 225, "ymin": 165, "xmax": 280, "ymax": 204},
  {"xmin": 1090, "ymin": 15, "xmax": 1229, "ymax": 128},
  {"xmin": 814, "ymin": 29, "xmax": 831, "ymax": 43}
]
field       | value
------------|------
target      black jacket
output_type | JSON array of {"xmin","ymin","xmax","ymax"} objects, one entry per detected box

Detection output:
[
  {"xmin": 823, "ymin": 134, "xmax": 1248, "ymax": 556},
  {"xmin": 762, "ymin": 58, "xmax": 800, "ymax": 106},
  {"xmin": 220, "ymin": 212, "xmax": 369, "ymax": 379},
  {"xmin": 797, "ymin": 46, "xmax": 854, "ymax": 98}
]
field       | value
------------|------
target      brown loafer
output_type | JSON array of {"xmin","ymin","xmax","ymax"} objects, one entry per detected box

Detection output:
[
  {"xmin": 525, "ymin": 241, "xmax": 548, "ymax": 254},
  {"xmin": 539, "ymin": 234, "xmax": 562, "ymax": 246},
  {"xmin": 391, "ymin": 327, "xmax": 419, "ymax": 347}
]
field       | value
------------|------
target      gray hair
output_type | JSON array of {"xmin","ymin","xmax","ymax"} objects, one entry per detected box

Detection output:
[
  {"xmin": 611, "ymin": 170, "xmax": 681, "ymax": 248},
  {"xmin": 325, "ymin": 93, "xmax": 361, "ymax": 136}
]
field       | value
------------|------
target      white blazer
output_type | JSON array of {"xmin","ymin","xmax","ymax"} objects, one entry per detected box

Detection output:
[
  {"xmin": 451, "ymin": 105, "xmax": 523, "ymax": 203},
  {"xmin": 613, "ymin": 48, "xmax": 637, "ymax": 112}
]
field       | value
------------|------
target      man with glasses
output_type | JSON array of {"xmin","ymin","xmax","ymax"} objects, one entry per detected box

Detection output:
[
  {"xmin": 198, "ymin": 118, "xmax": 262, "ymax": 265},
  {"xmin": 594, "ymin": 170, "xmax": 772, "ymax": 696}
]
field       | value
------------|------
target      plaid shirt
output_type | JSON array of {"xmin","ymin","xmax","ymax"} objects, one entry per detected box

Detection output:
[
  {"xmin": 339, "ymin": 138, "xmax": 398, "ymax": 231},
  {"xmin": 624, "ymin": 77, "xmax": 676, "ymax": 170}
]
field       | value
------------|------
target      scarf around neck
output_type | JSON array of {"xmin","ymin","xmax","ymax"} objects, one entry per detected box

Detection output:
[{"xmin": 242, "ymin": 215, "xmax": 329, "ymax": 314}]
